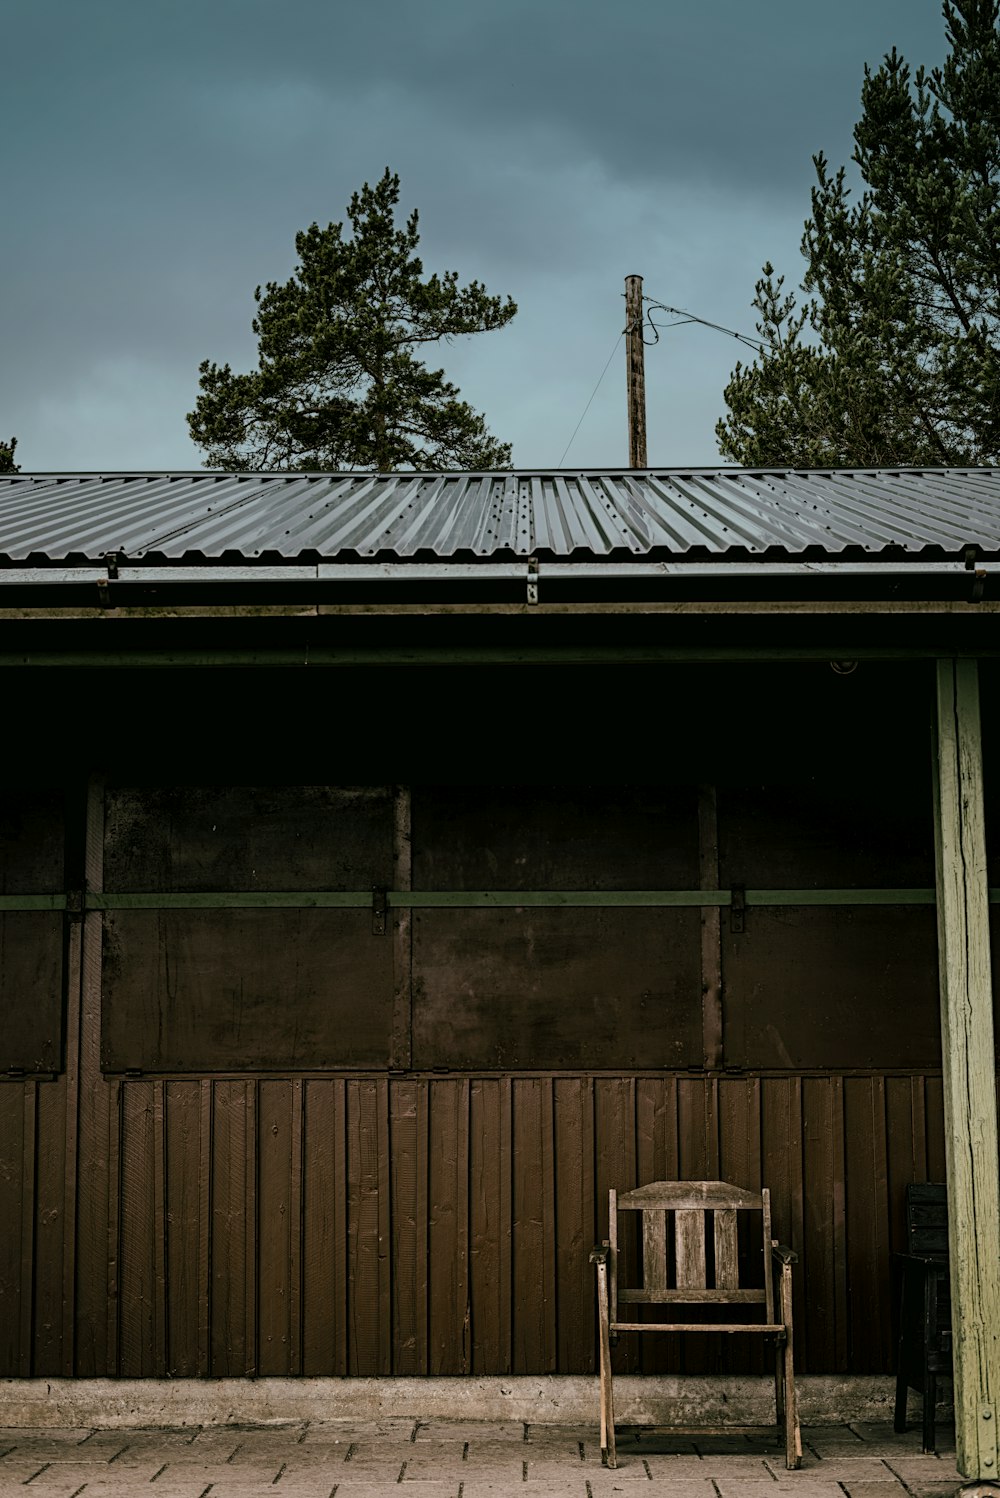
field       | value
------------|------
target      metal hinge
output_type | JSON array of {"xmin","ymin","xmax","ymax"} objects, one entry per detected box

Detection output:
[
  {"xmin": 372, "ymin": 886, "xmax": 387, "ymax": 936},
  {"xmin": 66, "ymin": 889, "xmax": 83, "ymax": 922},
  {"xmin": 730, "ymin": 885, "xmax": 746, "ymax": 935}
]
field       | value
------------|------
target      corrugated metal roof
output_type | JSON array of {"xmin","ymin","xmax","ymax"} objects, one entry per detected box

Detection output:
[{"xmin": 1, "ymin": 468, "xmax": 999, "ymax": 563}]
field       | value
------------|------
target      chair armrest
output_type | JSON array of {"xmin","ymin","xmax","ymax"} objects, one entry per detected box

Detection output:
[
  {"xmin": 771, "ymin": 1242, "xmax": 798, "ymax": 1266},
  {"xmin": 590, "ymin": 1242, "xmax": 609, "ymax": 1265}
]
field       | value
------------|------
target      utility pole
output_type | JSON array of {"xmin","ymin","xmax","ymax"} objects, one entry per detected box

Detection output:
[{"xmin": 625, "ymin": 274, "xmax": 647, "ymax": 468}]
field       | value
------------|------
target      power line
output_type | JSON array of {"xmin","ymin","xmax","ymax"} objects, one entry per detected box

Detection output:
[
  {"xmin": 643, "ymin": 297, "xmax": 767, "ymax": 353},
  {"xmin": 557, "ymin": 329, "xmax": 624, "ymax": 467}
]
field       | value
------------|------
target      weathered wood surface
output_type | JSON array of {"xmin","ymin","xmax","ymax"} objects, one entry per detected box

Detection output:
[{"xmin": 933, "ymin": 658, "xmax": 1000, "ymax": 1481}]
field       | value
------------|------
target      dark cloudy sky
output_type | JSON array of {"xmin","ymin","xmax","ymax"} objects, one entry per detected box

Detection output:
[{"xmin": 3, "ymin": 1, "xmax": 949, "ymax": 471}]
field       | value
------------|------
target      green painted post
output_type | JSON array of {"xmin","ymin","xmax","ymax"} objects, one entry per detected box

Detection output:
[{"xmin": 933, "ymin": 658, "xmax": 1000, "ymax": 1481}]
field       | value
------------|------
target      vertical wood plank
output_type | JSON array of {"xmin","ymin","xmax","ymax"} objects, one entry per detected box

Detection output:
[
  {"xmin": 288, "ymin": 1079, "xmax": 304, "ymax": 1375},
  {"xmin": 348, "ymin": 1079, "xmax": 390, "ymax": 1374},
  {"xmin": 843, "ymin": 1077, "xmax": 890, "ymax": 1374},
  {"xmin": 554, "ymin": 1077, "xmax": 594, "ymax": 1373},
  {"xmin": 642, "ymin": 1210, "xmax": 668, "ymax": 1294},
  {"xmin": 391, "ymin": 1078, "xmax": 429, "ymax": 1374},
  {"xmin": 714, "ymin": 1209, "xmax": 738, "ymax": 1290},
  {"xmin": 163, "ymin": 1081, "xmax": 203, "ymax": 1375},
  {"xmin": 512, "ymin": 1078, "xmax": 556, "ymax": 1374},
  {"xmin": 934, "ymin": 657, "xmax": 1000, "ymax": 1479},
  {"xmin": 637, "ymin": 1077, "xmax": 681, "ymax": 1373},
  {"xmin": 302, "ymin": 1080, "xmax": 347, "ymax": 1375},
  {"xmin": 802, "ymin": 1076, "xmax": 847, "ymax": 1374},
  {"xmin": 258, "ymin": 1079, "xmax": 294, "ymax": 1375},
  {"xmin": 674, "ymin": 1211, "xmax": 706, "ymax": 1288},
  {"xmin": 0, "ymin": 1085, "xmax": 24, "ymax": 1375},
  {"xmin": 33, "ymin": 1074, "xmax": 66, "ymax": 1375},
  {"xmin": 469, "ymin": 1077, "xmax": 511, "ymax": 1374},
  {"xmin": 105, "ymin": 1078, "xmax": 121, "ymax": 1376},
  {"xmin": 595, "ymin": 1078, "xmax": 637, "ymax": 1371},
  {"xmin": 152, "ymin": 1081, "xmax": 166, "ymax": 1376},
  {"xmin": 211, "ymin": 1080, "xmax": 250, "ymax": 1374},
  {"xmin": 197, "ymin": 1079, "xmax": 213, "ymax": 1376},
  {"xmin": 428, "ymin": 1078, "xmax": 471, "ymax": 1375},
  {"xmin": 18, "ymin": 1083, "xmax": 36, "ymax": 1377},
  {"xmin": 119, "ymin": 1082, "xmax": 155, "ymax": 1376},
  {"xmin": 762, "ymin": 1076, "xmax": 805, "ymax": 1350}
]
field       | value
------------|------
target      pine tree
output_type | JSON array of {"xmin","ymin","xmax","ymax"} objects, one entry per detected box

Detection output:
[
  {"xmin": 717, "ymin": 0, "xmax": 1000, "ymax": 468},
  {"xmin": 188, "ymin": 170, "xmax": 517, "ymax": 472},
  {"xmin": 0, "ymin": 437, "xmax": 19, "ymax": 474}
]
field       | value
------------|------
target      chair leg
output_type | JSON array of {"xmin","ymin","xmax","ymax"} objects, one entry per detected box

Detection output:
[
  {"xmin": 596, "ymin": 1260, "xmax": 616, "ymax": 1469},
  {"xmin": 893, "ymin": 1362, "xmax": 908, "ymax": 1434},
  {"xmin": 779, "ymin": 1262, "xmax": 802, "ymax": 1470},
  {"xmin": 922, "ymin": 1370, "xmax": 936, "ymax": 1455}
]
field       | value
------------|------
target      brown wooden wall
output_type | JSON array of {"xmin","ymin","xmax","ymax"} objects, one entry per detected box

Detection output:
[
  {"xmin": 0, "ymin": 1069, "xmax": 948, "ymax": 1379},
  {"xmin": 0, "ymin": 658, "xmax": 987, "ymax": 1382}
]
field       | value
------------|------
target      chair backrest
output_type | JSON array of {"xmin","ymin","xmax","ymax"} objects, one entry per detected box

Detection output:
[
  {"xmin": 608, "ymin": 1180, "xmax": 774, "ymax": 1325},
  {"xmin": 905, "ymin": 1182, "xmax": 948, "ymax": 1258}
]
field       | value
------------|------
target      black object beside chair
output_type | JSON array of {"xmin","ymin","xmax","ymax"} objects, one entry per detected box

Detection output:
[{"xmin": 894, "ymin": 1182, "xmax": 951, "ymax": 1453}]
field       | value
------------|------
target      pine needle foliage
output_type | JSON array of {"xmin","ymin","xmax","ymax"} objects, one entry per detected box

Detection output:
[
  {"xmin": 717, "ymin": 0, "xmax": 1000, "ymax": 467},
  {"xmin": 188, "ymin": 170, "xmax": 517, "ymax": 472}
]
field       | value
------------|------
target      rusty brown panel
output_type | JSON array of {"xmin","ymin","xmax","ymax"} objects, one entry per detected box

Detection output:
[
  {"xmin": 0, "ymin": 1084, "xmax": 25, "ymax": 1375},
  {"xmin": 413, "ymin": 909, "xmax": 701, "ymax": 1070},
  {"xmin": 32, "ymin": 1075, "xmax": 67, "ymax": 1375},
  {"xmin": 554, "ymin": 1078, "xmax": 595, "ymax": 1373},
  {"xmin": 0, "ymin": 914, "xmax": 64, "ymax": 1073},
  {"xmin": 103, "ymin": 785, "xmax": 395, "ymax": 892},
  {"xmin": 427, "ymin": 1079, "xmax": 471, "ymax": 1376},
  {"xmin": 211, "ymin": 1081, "xmax": 256, "ymax": 1375},
  {"xmin": 348, "ymin": 1080, "xmax": 391, "ymax": 1375},
  {"xmin": 636, "ymin": 1078, "xmax": 682, "ymax": 1374},
  {"xmin": 924, "ymin": 1076, "xmax": 947, "ymax": 1183},
  {"xmin": 118, "ymin": 1082, "xmax": 157, "ymax": 1376},
  {"xmin": 511, "ymin": 1079, "xmax": 556, "ymax": 1375},
  {"xmin": 390, "ymin": 1079, "xmax": 428, "ymax": 1375},
  {"xmin": 469, "ymin": 1078, "xmax": 511, "ymax": 1375},
  {"xmin": 164, "ymin": 1082, "xmax": 203, "ymax": 1375},
  {"xmin": 257, "ymin": 1080, "xmax": 295, "ymax": 1375},
  {"xmin": 801, "ymin": 1077, "xmax": 848, "ymax": 1375},
  {"xmin": 411, "ymin": 785, "xmax": 700, "ymax": 890},
  {"xmin": 718, "ymin": 768, "xmax": 934, "ymax": 890},
  {"xmin": 843, "ymin": 1077, "xmax": 892, "ymax": 1372},
  {"xmin": 594, "ymin": 1078, "xmax": 637, "ymax": 1372},
  {"xmin": 302, "ymin": 1080, "xmax": 347, "ymax": 1375},
  {"xmin": 723, "ymin": 907, "xmax": 941, "ymax": 1070},
  {"xmin": 0, "ymin": 792, "xmax": 65, "ymax": 892},
  {"xmin": 102, "ymin": 910, "xmax": 395, "ymax": 1074}
]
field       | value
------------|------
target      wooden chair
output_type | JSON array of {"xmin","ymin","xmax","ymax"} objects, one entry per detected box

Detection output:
[
  {"xmin": 894, "ymin": 1182, "xmax": 951, "ymax": 1453},
  {"xmin": 590, "ymin": 1180, "xmax": 801, "ymax": 1469}
]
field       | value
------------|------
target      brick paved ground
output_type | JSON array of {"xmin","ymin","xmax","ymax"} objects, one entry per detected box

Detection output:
[{"xmin": 0, "ymin": 1419, "xmax": 976, "ymax": 1497}]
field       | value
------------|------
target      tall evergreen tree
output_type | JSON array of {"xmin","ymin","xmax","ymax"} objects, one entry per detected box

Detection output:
[
  {"xmin": 0, "ymin": 437, "xmax": 19, "ymax": 474},
  {"xmin": 717, "ymin": 0, "xmax": 1000, "ymax": 467},
  {"xmin": 188, "ymin": 170, "xmax": 517, "ymax": 472}
]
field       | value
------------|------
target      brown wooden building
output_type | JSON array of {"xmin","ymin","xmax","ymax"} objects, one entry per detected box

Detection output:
[{"xmin": 1, "ymin": 469, "xmax": 998, "ymax": 1475}]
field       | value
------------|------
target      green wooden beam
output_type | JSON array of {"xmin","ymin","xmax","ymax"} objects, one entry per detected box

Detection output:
[{"xmin": 933, "ymin": 657, "xmax": 1000, "ymax": 1481}]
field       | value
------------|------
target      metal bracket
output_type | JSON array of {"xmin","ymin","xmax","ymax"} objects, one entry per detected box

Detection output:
[
  {"xmin": 979, "ymin": 1405, "xmax": 998, "ymax": 1477},
  {"xmin": 527, "ymin": 557, "xmax": 539, "ymax": 605},
  {"xmin": 65, "ymin": 889, "xmax": 83, "ymax": 922},
  {"xmin": 973, "ymin": 568, "xmax": 987, "ymax": 603},
  {"xmin": 730, "ymin": 885, "xmax": 746, "ymax": 934},
  {"xmin": 372, "ymin": 886, "xmax": 387, "ymax": 936}
]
